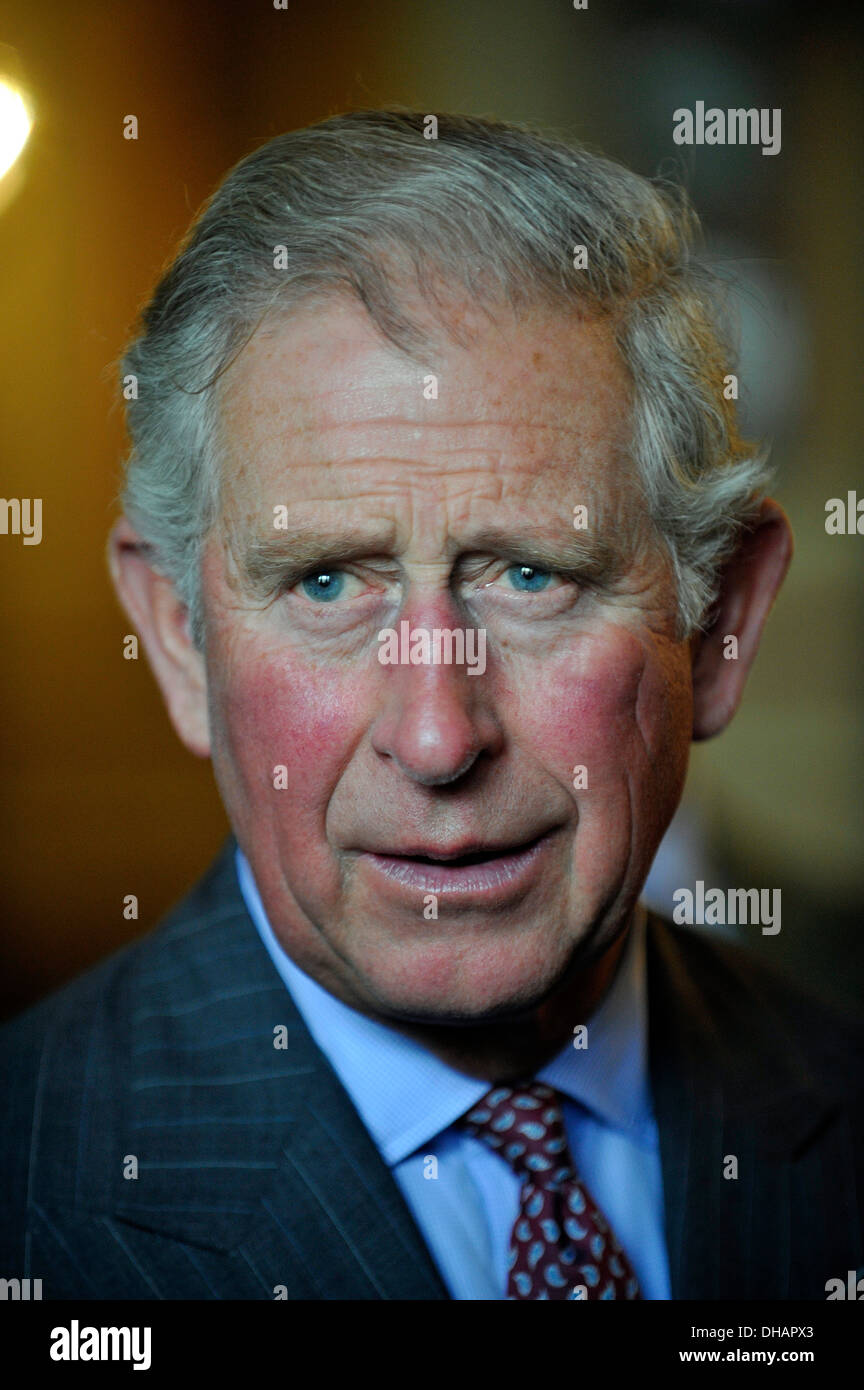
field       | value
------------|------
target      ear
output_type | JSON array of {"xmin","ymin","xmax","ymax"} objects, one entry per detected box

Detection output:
[
  {"xmin": 108, "ymin": 516, "xmax": 211, "ymax": 758},
  {"xmin": 691, "ymin": 497, "xmax": 793, "ymax": 741}
]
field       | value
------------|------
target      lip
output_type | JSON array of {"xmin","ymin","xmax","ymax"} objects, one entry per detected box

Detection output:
[{"xmin": 359, "ymin": 831, "xmax": 555, "ymax": 901}]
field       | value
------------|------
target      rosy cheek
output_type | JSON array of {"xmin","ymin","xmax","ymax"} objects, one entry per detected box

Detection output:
[
  {"xmin": 514, "ymin": 628, "xmax": 671, "ymax": 787},
  {"xmin": 215, "ymin": 646, "xmax": 358, "ymax": 794}
]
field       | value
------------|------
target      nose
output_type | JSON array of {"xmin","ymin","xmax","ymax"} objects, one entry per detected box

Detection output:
[{"xmin": 370, "ymin": 611, "xmax": 504, "ymax": 787}]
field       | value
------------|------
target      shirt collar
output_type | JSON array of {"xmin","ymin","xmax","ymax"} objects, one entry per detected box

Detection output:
[{"xmin": 236, "ymin": 847, "xmax": 652, "ymax": 1165}]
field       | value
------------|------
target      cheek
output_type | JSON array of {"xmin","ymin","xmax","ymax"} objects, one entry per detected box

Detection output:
[
  {"xmin": 514, "ymin": 627, "xmax": 688, "ymax": 792},
  {"xmin": 208, "ymin": 643, "xmax": 360, "ymax": 812}
]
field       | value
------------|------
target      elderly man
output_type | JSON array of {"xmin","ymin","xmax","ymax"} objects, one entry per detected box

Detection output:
[{"xmin": 1, "ymin": 110, "xmax": 861, "ymax": 1302}]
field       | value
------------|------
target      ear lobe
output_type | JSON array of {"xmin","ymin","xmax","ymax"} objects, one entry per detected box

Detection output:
[
  {"xmin": 691, "ymin": 498, "xmax": 793, "ymax": 741},
  {"xmin": 108, "ymin": 516, "xmax": 211, "ymax": 758}
]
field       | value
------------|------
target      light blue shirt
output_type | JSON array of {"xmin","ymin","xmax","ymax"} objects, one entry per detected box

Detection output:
[{"xmin": 236, "ymin": 848, "xmax": 670, "ymax": 1300}]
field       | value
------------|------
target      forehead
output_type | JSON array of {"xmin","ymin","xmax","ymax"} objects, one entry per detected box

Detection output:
[{"xmin": 216, "ymin": 294, "xmax": 636, "ymax": 533}]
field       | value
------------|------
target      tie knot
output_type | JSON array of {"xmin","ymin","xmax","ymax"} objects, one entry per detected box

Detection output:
[{"xmin": 460, "ymin": 1081, "xmax": 573, "ymax": 1185}]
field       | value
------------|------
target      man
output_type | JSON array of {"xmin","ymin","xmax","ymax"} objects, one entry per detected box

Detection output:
[{"xmin": 1, "ymin": 109, "xmax": 862, "ymax": 1301}]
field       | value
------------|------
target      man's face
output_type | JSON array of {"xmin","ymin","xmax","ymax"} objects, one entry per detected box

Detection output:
[{"xmin": 200, "ymin": 295, "xmax": 693, "ymax": 1024}]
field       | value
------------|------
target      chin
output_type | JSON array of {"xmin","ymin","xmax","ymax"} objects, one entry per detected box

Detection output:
[{"xmin": 350, "ymin": 929, "xmax": 579, "ymax": 1027}]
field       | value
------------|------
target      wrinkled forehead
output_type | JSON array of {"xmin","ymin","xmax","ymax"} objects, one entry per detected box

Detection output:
[{"xmin": 214, "ymin": 294, "xmax": 643, "ymax": 555}]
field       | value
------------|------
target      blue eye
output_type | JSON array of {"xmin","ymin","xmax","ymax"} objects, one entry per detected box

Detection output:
[
  {"xmin": 506, "ymin": 564, "xmax": 552, "ymax": 592},
  {"xmin": 300, "ymin": 571, "xmax": 345, "ymax": 602}
]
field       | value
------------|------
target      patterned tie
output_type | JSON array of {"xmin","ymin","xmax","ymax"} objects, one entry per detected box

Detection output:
[{"xmin": 459, "ymin": 1081, "xmax": 642, "ymax": 1300}]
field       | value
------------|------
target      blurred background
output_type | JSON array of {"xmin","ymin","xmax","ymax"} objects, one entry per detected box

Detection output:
[{"xmin": 0, "ymin": 0, "xmax": 861, "ymax": 1021}]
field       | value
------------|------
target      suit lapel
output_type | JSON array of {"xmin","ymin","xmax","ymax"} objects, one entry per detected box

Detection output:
[
  {"xmin": 646, "ymin": 914, "xmax": 841, "ymax": 1299},
  {"xmin": 238, "ymin": 1059, "xmax": 450, "ymax": 1299},
  {"xmin": 92, "ymin": 840, "xmax": 449, "ymax": 1299}
]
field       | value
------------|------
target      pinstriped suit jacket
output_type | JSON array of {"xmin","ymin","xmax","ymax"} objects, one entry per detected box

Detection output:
[{"xmin": 1, "ymin": 838, "xmax": 862, "ymax": 1300}]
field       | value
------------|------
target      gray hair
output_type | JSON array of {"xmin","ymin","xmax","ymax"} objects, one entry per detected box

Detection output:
[{"xmin": 118, "ymin": 108, "xmax": 772, "ymax": 645}]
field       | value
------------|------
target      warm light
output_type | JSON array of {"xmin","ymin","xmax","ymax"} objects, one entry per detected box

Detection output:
[{"xmin": 0, "ymin": 78, "xmax": 32, "ymax": 181}]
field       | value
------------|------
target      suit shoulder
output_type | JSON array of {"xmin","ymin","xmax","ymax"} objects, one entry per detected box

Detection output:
[
  {"xmin": 649, "ymin": 914, "xmax": 864, "ymax": 1091},
  {"xmin": 0, "ymin": 840, "xmax": 243, "ymax": 1139}
]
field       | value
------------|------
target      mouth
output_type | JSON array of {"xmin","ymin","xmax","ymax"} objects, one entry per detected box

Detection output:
[{"xmin": 360, "ymin": 831, "xmax": 555, "ymax": 899}]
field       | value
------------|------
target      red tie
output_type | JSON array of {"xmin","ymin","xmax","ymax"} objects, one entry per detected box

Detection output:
[{"xmin": 459, "ymin": 1080, "xmax": 642, "ymax": 1300}]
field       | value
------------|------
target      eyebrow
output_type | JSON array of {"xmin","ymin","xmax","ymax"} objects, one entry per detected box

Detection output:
[
  {"xmin": 460, "ymin": 527, "xmax": 622, "ymax": 583},
  {"xmin": 236, "ymin": 518, "xmax": 624, "ymax": 596},
  {"xmin": 239, "ymin": 522, "xmax": 400, "ymax": 594}
]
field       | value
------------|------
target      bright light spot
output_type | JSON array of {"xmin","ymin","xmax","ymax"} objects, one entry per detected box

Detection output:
[{"xmin": 0, "ymin": 79, "xmax": 33, "ymax": 181}]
